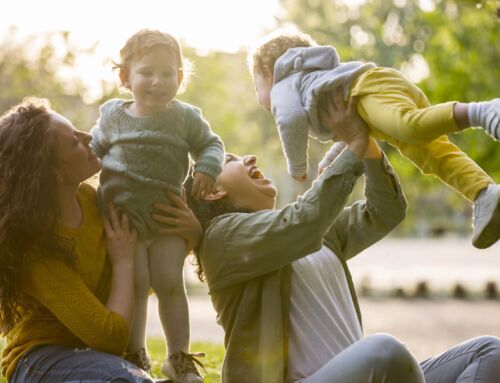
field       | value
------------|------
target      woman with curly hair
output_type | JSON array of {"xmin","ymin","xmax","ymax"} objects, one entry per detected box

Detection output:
[{"xmin": 0, "ymin": 98, "xmax": 160, "ymax": 382}]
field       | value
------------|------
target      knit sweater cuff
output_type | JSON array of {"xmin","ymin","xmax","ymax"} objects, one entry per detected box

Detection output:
[{"xmin": 194, "ymin": 164, "xmax": 221, "ymax": 181}]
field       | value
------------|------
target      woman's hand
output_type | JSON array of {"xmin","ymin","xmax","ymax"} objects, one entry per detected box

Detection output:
[
  {"xmin": 318, "ymin": 88, "xmax": 370, "ymax": 158},
  {"xmin": 152, "ymin": 191, "xmax": 203, "ymax": 253},
  {"xmin": 103, "ymin": 203, "xmax": 138, "ymax": 267}
]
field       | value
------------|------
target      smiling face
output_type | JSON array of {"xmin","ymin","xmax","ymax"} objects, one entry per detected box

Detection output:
[
  {"xmin": 49, "ymin": 113, "xmax": 101, "ymax": 187},
  {"xmin": 121, "ymin": 45, "xmax": 183, "ymax": 116},
  {"xmin": 215, "ymin": 153, "xmax": 277, "ymax": 211}
]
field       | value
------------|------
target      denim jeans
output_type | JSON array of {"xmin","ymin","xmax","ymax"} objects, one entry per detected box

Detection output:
[
  {"xmin": 421, "ymin": 336, "xmax": 500, "ymax": 383},
  {"xmin": 10, "ymin": 345, "xmax": 155, "ymax": 383}
]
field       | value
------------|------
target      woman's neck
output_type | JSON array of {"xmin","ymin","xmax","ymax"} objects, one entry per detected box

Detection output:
[{"xmin": 57, "ymin": 183, "xmax": 83, "ymax": 228}]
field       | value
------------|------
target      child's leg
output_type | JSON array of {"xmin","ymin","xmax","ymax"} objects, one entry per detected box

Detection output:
[
  {"xmin": 356, "ymin": 91, "xmax": 459, "ymax": 144},
  {"xmin": 396, "ymin": 135, "xmax": 493, "ymax": 202},
  {"xmin": 149, "ymin": 235, "xmax": 189, "ymax": 355},
  {"xmin": 127, "ymin": 240, "xmax": 151, "ymax": 354}
]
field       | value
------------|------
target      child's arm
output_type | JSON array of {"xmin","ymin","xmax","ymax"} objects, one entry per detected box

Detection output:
[
  {"xmin": 187, "ymin": 107, "xmax": 224, "ymax": 196},
  {"xmin": 271, "ymin": 81, "xmax": 311, "ymax": 181},
  {"xmin": 191, "ymin": 172, "xmax": 216, "ymax": 199},
  {"xmin": 90, "ymin": 102, "xmax": 113, "ymax": 158}
]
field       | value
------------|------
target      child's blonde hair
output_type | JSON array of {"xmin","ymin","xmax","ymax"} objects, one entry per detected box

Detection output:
[
  {"xmin": 113, "ymin": 29, "xmax": 192, "ymax": 93},
  {"xmin": 249, "ymin": 29, "xmax": 318, "ymax": 77}
]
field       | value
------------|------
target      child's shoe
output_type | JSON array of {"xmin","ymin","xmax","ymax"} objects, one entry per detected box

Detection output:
[
  {"xmin": 468, "ymin": 99, "xmax": 500, "ymax": 140},
  {"xmin": 124, "ymin": 347, "xmax": 151, "ymax": 373},
  {"xmin": 472, "ymin": 184, "xmax": 500, "ymax": 249},
  {"xmin": 161, "ymin": 351, "xmax": 205, "ymax": 383}
]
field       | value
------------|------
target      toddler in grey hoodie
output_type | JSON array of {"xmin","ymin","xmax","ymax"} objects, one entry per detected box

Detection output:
[{"xmin": 249, "ymin": 29, "xmax": 499, "ymax": 249}]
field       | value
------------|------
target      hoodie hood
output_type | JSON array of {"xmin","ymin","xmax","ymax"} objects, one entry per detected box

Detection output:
[{"xmin": 273, "ymin": 46, "xmax": 340, "ymax": 83}]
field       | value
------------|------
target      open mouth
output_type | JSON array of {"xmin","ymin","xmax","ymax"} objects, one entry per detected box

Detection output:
[{"xmin": 249, "ymin": 166, "xmax": 264, "ymax": 180}]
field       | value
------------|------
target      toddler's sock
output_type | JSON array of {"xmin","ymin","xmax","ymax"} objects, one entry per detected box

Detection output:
[{"xmin": 467, "ymin": 99, "xmax": 500, "ymax": 140}]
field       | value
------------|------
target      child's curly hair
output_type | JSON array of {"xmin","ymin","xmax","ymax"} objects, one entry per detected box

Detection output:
[
  {"xmin": 113, "ymin": 29, "xmax": 192, "ymax": 93},
  {"xmin": 248, "ymin": 29, "xmax": 318, "ymax": 77}
]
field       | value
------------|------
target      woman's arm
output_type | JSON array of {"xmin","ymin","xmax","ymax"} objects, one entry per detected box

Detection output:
[
  {"xmin": 24, "ymin": 204, "xmax": 138, "ymax": 355},
  {"xmin": 103, "ymin": 203, "xmax": 137, "ymax": 325},
  {"xmin": 324, "ymin": 138, "xmax": 407, "ymax": 260}
]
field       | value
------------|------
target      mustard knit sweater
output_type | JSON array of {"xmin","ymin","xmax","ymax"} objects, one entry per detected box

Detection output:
[{"xmin": 1, "ymin": 183, "xmax": 130, "ymax": 380}]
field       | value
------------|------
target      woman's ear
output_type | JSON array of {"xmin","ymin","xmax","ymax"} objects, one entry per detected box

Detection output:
[{"xmin": 203, "ymin": 190, "xmax": 227, "ymax": 201}]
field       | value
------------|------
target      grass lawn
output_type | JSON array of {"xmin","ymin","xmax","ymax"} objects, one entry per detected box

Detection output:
[{"xmin": 0, "ymin": 338, "xmax": 224, "ymax": 382}]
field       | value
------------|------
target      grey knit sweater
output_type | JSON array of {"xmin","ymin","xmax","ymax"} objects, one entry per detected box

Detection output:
[{"xmin": 91, "ymin": 98, "xmax": 224, "ymax": 239}]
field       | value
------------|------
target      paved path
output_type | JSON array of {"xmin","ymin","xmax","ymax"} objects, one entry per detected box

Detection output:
[{"xmin": 147, "ymin": 238, "xmax": 500, "ymax": 361}]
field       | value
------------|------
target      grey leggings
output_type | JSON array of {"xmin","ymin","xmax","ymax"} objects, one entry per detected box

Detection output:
[{"xmin": 297, "ymin": 334, "xmax": 500, "ymax": 383}]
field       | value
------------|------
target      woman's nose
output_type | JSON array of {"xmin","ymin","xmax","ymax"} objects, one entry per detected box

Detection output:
[{"xmin": 243, "ymin": 155, "xmax": 257, "ymax": 165}]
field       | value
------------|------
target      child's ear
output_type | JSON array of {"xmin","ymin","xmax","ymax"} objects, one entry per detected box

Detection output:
[
  {"xmin": 263, "ymin": 65, "xmax": 273, "ymax": 81},
  {"xmin": 177, "ymin": 68, "xmax": 184, "ymax": 85},
  {"xmin": 119, "ymin": 68, "xmax": 129, "ymax": 88},
  {"xmin": 203, "ymin": 190, "xmax": 227, "ymax": 201}
]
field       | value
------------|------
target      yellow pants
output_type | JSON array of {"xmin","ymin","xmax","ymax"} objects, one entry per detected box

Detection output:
[{"xmin": 350, "ymin": 67, "xmax": 493, "ymax": 201}]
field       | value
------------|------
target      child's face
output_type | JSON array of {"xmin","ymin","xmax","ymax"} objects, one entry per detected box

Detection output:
[
  {"xmin": 252, "ymin": 68, "xmax": 273, "ymax": 112},
  {"xmin": 122, "ymin": 46, "xmax": 183, "ymax": 115}
]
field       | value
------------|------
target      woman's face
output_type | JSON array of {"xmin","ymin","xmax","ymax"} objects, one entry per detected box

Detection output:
[
  {"xmin": 216, "ymin": 153, "xmax": 277, "ymax": 211},
  {"xmin": 49, "ymin": 113, "xmax": 101, "ymax": 186}
]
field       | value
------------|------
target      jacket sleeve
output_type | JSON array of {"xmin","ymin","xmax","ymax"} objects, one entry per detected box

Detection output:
[
  {"xmin": 187, "ymin": 107, "xmax": 225, "ymax": 181},
  {"xmin": 23, "ymin": 258, "xmax": 130, "ymax": 355},
  {"xmin": 323, "ymin": 153, "xmax": 407, "ymax": 260},
  {"xmin": 271, "ymin": 80, "xmax": 310, "ymax": 178},
  {"xmin": 201, "ymin": 149, "xmax": 365, "ymax": 291}
]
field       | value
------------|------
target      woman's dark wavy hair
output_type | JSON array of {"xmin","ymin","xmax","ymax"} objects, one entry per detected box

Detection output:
[
  {"xmin": 183, "ymin": 169, "xmax": 250, "ymax": 282},
  {"xmin": 0, "ymin": 98, "xmax": 74, "ymax": 334}
]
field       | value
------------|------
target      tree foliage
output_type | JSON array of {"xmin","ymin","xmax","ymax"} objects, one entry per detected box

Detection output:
[
  {"xmin": 277, "ymin": 0, "xmax": 500, "ymax": 234},
  {"xmin": 1, "ymin": 1, "xmax": 499, "ymax": 235}
]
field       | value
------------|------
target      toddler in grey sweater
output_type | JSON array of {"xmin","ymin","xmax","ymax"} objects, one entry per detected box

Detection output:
[{"xmin": 91, "ymin": 29, "xmax": 222, "ymax": 383}]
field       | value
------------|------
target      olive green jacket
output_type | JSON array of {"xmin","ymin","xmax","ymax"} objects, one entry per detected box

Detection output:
[{"xmin": 198, "ymin": 149, "xmax": 407, "ymax": 383}]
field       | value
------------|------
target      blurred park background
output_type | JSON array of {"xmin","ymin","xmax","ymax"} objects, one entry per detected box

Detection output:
[{"xmin": 1, "ymin": 0, "xmax": 499, "ymax": 373}]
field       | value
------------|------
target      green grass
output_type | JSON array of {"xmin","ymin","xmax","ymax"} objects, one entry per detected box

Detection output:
[{"xmin": 0, "ymin": 338, "xmax": 224, "ymax": 382}]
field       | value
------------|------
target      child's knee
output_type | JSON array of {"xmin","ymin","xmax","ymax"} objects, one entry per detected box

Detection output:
[{"xmin": 152, "ymin": 274, "xmax": 185, "ymax": 297}]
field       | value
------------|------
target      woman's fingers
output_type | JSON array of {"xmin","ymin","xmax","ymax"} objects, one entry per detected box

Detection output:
[
  {"xmin": 109, "ymin": 203, "xmax": 120, "ymax": 231},
  {"xmin": 348, "ymin": 96, "xmax": 359, "ymax": 114},
  {"xmin": 152, "ymin": 213, "xmax": 178, "ymax": 225},
  {"xmin": 333, "ymin": 87, "xmax": 345, "ymax": 111},
  {"xmin": 103, "ymin": 215, "xmax": 113, "ymax": 236},
  {"xmin": 121, "ymin": 213, "xmax": 129, "ymax": 233}
]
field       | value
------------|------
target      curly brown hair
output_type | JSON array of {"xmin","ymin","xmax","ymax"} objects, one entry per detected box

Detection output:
[
  {"xmin": 249, "ymin": 29, "xmax": 317, "ymax": 77},
  {"xmin": 0, "ymin": 98, "xmax": 74, "ymax": 334},
  {"xmin": 113, "ymin": 29, "xmax": 192, "ymax": 93}
]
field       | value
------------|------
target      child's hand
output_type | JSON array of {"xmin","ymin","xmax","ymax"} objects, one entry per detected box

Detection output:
[
  {"xmin": 191, "ymin": 172, "xmax": 216, "ymax": 200},
  {"xmin": 103, "ymin": 203, "xmax": 138, "ymax": 267},
  {"xmin": 293, "ymin": 173, "xmax": 308, "ymax": 182}
]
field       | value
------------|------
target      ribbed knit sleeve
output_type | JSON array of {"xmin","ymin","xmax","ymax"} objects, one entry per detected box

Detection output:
[
  {"xmin": 90, "ymin": 100, "xmax": 118, "ymax": 158},
  {"xmin": 186, "ymin": 106, "xmax": 224, "ymax": 180}
]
